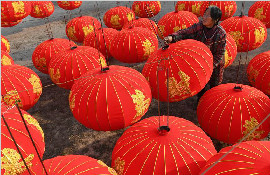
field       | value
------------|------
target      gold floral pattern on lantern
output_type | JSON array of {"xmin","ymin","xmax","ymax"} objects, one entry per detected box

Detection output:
[
  {"xmin": 1, "ymin": 148, "xmax": 34, "ymax": 175},
  {"xmin": 225, "ymin": 5, "xmax": 234, "ymax": 17},
  {"xmin": 177, "ymin": 4, "xmax": 186, "ymax": 11},
  {"xmin": 127, "ymin": 12, "xmax": 134, "ymax": 21},
  {"xmin": 1, "ymin": 55, "xmax": 12, "ymax": 66},
  {"xmin": 46, "ymin": 3, "xmax": 54, "ymax": 12},
  {"xmin": 110, "ymin": 15, "xmax": 121, "ymax": 27},
  {"xmin": 192, "ymin": 3, "xmax": 201, "ymax": 16},
  {"xmin": 35, "ymin": 57, "xmax": 47, "ymax": 70},
  {"xmin": 243, "ymin": 117, "xmax": 265, "ymax": 141},
  {"xmin": 131, "ymin": 89, "xmax": 150, "ymax": 123},
  {"xmin": 67, "ymin": 26, "xmax": 77, "ymax": 41},
  {"xmin": 3, "ymin": 90, "xmax": 23, "ymax": 108},
  {"xmin": 148, "ymin": 4, "xmax": 156, "ymax": 14},
  {"xmin": 28, "ymin": 74, "xmax": 42, "ymax": 95},
  {"xmin": 23, "ymin": 114, "xmax": 44, "ymax": 141},
  {"xmin": 113, "ymin": 157, "xmax": 125, "ymax": 175},
  {"xmin": 224, "ymin": 50, "xmax": 232, "ymax": 67},
  {"xmin": 173, "ymin": 26, "xmax": 180, "ymax": 32},
  {"xmin": 134, "ymin": 5, "xmax": 140, "ymax": 16},
  {"xmin": 142, "ymin": 39, "xmax": 155, "ymax": 59},
  {"xmin": 33, "ymin": 5, "xmax": 42, "ymax": 16},
  {"xmin": 254, "ymin": 27, "xmax": 265, "ymax": 45},
  {"xmin": 1, "ymin": 38, "xmax": 10, "ymax": 52},
  {"xmin": 60, "ymin": 1, "xmax": 69, "ymax": 6},
  {"xmin": 12, "ymin": 1, "xmax": 26, "ymax": 18},
  {"xmin": 49, "ymin": 68, "xmax": 61, "ymax": 83},
  {"xmin": 254, "ymin": 8, "xmax": 266, "ymax": 21},
  {"xmin": 247, "ymin": 65, "xmax": 259, "ymax": 85},
  {"xmin": 82, "ymin": 25, "xmax": 94, "ymax": 36},
  {"xmin": 229, "ymin": 31, "xmax": 244, "ymax": 49}
]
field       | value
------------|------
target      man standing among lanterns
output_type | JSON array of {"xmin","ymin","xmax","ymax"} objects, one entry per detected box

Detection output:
[{"xmin": 164, "ymin": 6, "xmax": 227, "ymax": 104}]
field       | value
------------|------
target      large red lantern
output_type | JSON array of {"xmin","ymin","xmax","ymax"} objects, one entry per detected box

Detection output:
[
  {"xmin": 199, "ymin": 141, "xmax": 270, "ymax": 175},
  {"xmin": 1, "ymin": 50, "xmax": 14, "ymax": 66},
  {"xmin": 248, "ymin": 1, "xmax": 270, "ymax": 28},
  {"xmin": 69, "ymin": 65, "xmax": 152, "ymax": 131},
  {"xmin": 83, "ymin": 28, "xmax": 118, "ymax": 58},
  {"xmin": 1, "ymin": 1, "xmax": 31, "ymax": 22},
  {"xmin": 110, "ymin": 26, "xmax": 158, "ymax": 63},
  {"xmin": 48, "ymin": 46, "xmax": 107, "ymax": 90},
  {"xmin": 32, "ymin": 38, "xmax": 76, "ymax": 74},
  {"xmin": 157, "ymin": 10, "xmax": 199, "ymax": 39},
  {"xmin": 57, "ymin": 1, "xmax": 82, "ymax": 10},
  {"xmin": 66, "ymin": 16, "xmax": 101, "ymax": 43},
  {"xmin": 224, "ymin": 33, "xmax": 237, "ymax": 68},
  {"xmin": 123, "ymin": 18, "xmax": 158, "ymax": 35},
  {"xmin": 30, "ymin": 1, "xmax": 54, "ymax": 18},
  {"xmin": 209, "ymin": 1, "xmax": 237, "ymax": 21},
  {"xmin": 1, "ymin": 103, "xmax": 45, "ymax": 175},
  {"xmin": 103, "ymin": 6, "xmax": 135, "ymax": 30},
  {"xmin": 1, "ymin": 35, "xmax": 10, "ymax": 53},
  {"xmin": 197, "ymin": 83, "xmax": 270, "ymax": 144},
  {"xmin": 247, "ymin": 51, "xmax": 270, "ymax": 95},
  {"xmin": 220, "ymin": 16, "xmax": 267, "ymax": 52},
  {"xmin": 1, "ymin": 19, "xmax": 22, "ymax": 27},
  {"xmin": 1, "ymin": 65, "xmax": 42, "ymax": 110},
  {"xmin": 112, "ymin": 116, "xmax": 217, "ymax": 175},
  {"xmin": 132, "ymin": 1, "xmax": 161, "ymax": 18},
  {"xmin": 142, "ymin": 39, "xmax": 213, "ymax": 102}
]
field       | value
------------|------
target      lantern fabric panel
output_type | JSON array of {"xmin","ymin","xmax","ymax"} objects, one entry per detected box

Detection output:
[
  {"xmin": 112, "ymin": 116, "xmax": 217, "ymax": 175},
  {"xmin": 1, "ymin": 19, "xmax": 22, "ymax": 27},
  {"xmin": 175, "ymin": 1, "xmax": 191, "ymax": 12},
  {"xmin": 69, "ymin": 65, "xmax": 152, "ymax": 131},
  {"xmin": 123, "ymin": 18, "xmax": 158, "ymax": 36},
  {"xmin": 1, "ymin": 65, "xmax": 43, "ymax": 111},
  {"xmin": 1, "ymin": 50, "xmax": 14, "ymax": 66},
  {"xmin": 1, "ymin": 35, "xmax": 10, "ymax": 53},
  {"xmin": 247, "ymin": 51, "xmax": 270, "ymax": 95},
  {"xmin": 1, "ymin": 1, "xmax": 31, "ymax": 22},
  {"xmin": 132, "ymin": 1, "xmax": 161, "ymax": 18},
  {"xmin": 197, "ymin": 83, "xmax": 270, "ymax": 144},
  {"xmin": 248, "ymin": 1, "xmax": 270, "ymax": 28},
  {"xmin": 142, "ymin": 39, "xmax": 213, "ymax": 102},
  {"xmin": 30, "ymin": 1, "xmax": 54, "ymax": 18},
  {"xmin": 209, "ymin": 1, "xmax": 237, "ymax": 21},
  {"xmin": 224, "ymin": 33, "xmax": 237, "ymax": 68},
  {"xmin": 57, "ymin": 1, "xmax": 82, "ymax": 10},
  {"xmin": 189, "ymin": 1, "xmax": 209, "ymax": 17}
]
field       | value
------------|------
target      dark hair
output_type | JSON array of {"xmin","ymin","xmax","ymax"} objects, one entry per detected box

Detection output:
[{"xmin": 206, "ymin": 6, "xmax": 222, "ymax": 25}]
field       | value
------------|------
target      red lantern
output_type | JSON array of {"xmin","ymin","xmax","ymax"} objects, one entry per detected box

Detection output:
[
  {"xmin": 123, "ymin": 18, "xmax": 158, "ymax": 35},
  {"xmin": 112, "ymin": 116, "xmax": 217, "ymax": 175},
  {"xmin": 209, "ymin": 1, "xmax": 237, "ymax": 21},
  {"xmin": 1, "ymin": 35, "xmax": 10, "ymax": 53},
  {"xmin": 83, "ymin": 28, "xmax": 118, "ymax": 58},
  {"xmin": 142, "ymin": 39, "xmax": 213, "ymax": 102},
  {"xmin": 189, "ymin": 1, "xmax": 209, "ymax": 17},
  {"xmin": 1, "ymin": 103, "xmax": 45, "ymax": 175},
  {"xmin": 247, "ymin": 51, "xmax": 270, "ymax": 95},
  {"xmin": 248, "ymin": 1, "xmax": 270, "ymax": 28},
  {"xmin": 66, "ymin": 16, "xmax": 101, "ymax": 43},
  {"xmin": 199, "ymin": 141, "xmax": 270, "ymax": 175},
  {"xmin": 175, "ymin": 1, "xmax": 191, "ymax": 12},
  {"xmin": 224, "ymin": 33, "xmax": 237, "ymax": 68},
  {"xmin": 32, "ymin": 38, "xmax": 76, "ymax": 74},
  {"xmin": 69, "ymin": 65, "xmax": 152, "ymax": 131},
  {"xmin": 221, "ymin": 16, "xmax": 267, "ymax": 52},
  {"xmin": 1, "ymin": 50, "xmax": 14, "ymax": 66},
  {"xmin": 1, "ymin": 19, "xmax": 22, "ymax": 27},
  {"xmin": 197, "ymin": 83, "xmax": 270, "ymax": 144},
  {"xmin": 30, "ymin": 1, "xmax": 54, "ymax": 18},
  {"xmin": 110, "ymin": 26, "xmax": 158, "ymax": 63},
  {"xmin": 48, "ymin": 46, "xmax": 107, "ymax": 90},
  {"xmin": 1, "ymin": 1, "xmax": 31, "ymax": 22},
  {"xmin": 157, "ymin": 10, "xmax": 199, "ymax": 39},
  {"xmin": 103, "ymin": 6, "xmax": 135, "ymax": 30},
  {"xmin": 57, "ymin": 1, "xmax": 82, "ymax": 10},
  {"xmin": 132, "ymin": 1, "xmax": 161, "ymax": 18},
  {"xmin": 1, "ymin": 65, "xmax": 43, "ymax": 110}
]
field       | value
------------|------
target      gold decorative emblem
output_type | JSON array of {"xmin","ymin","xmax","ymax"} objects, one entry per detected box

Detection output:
[
  {"xmin": 35, "ymin": 57, "xmax": 47, "ymax": 71},
  {"xmin": 69, "ymin": 93, "xmax": 75, "ymax": 111},
  {"xmin": 3, "ymin": 90, "xmax": 23, "ymax": 108},
  {"xmin": 49, "ymin": 68, "xmax": 61, "ymax": 83},
  {"xmin": 82, "ymin": 25, "xmax": 94, "ymax": 37},
  {"xmin": 224, "ymin": 50, "xmax": 232, "ymax": 67},
  {"xmin": 100, "ymin": 57, "xmax": 107, "ymax": 67},
  {"xmin": 131, "ymin": 89, "xmax": 150, "ymax": 123},
  {"xmin": 28, "ymin": 74, "xmax": 42, "ymax": 95},
  {"xmin": 157, "ymin": 1, "xmax": 161, "ymax": 9},
  {"xmin": 1, "ymin": 55, "xmax": 12, "ymax": 66},
  {"xmin": 74, "ymin": 1, "xmax": 81, "ymax": 6},
  {"xmin": 224, "ymin": 5, "xmax": 234, "ymax": 17},
  {"xmin": 33, "ymin": 5, "xmax": 42, "ymax": 16},
  {"xmin": 46, "ymin": 3, "xmax": 54, "ymax": 12},
  {"xmin": 229, "ymin": 31, "xmax": 244, "ymax": 49},
  {"xmin": 1, "ymin": 148, "xmax": 34, "ymax": 175},
  {"xmin": 12, "ymin": 1, "xmax": 25, "ymax": 18},
  {"xmin": 254, "ymin": 27, "xmax": 265, "ymax": 44},
  {"xmin": 97, "ymin": 160, "xmax": 117, "ymax": 175},
  {"xmin": 243, "ymin": 117, "xmax": 264, "ymax": 141},
  {"xmin": 173, "ymin": 26, "xmax": 180, "ymax": 32},
  {"xmin": 142, "ymin": 39, "xmax": 155, "ymax": 59},
  {"xmin": 23, "ymin": 114, "xmax": 44, "ymax": 141},
  {"xmin": 67, "ymin": 26, "xmax": 78, "ymax": 41},
  {"xmin": 177, "ymin": 4, "xmax": 186, "ymax": 11},
  {"xmin": 1, "ymin": 38, "xmax": 10, "ymax": 52},
  {"xmin": 110, "ymin": 15, "xmax": 121, "ymax": 27},
  {"xmin": 247, "ymin": 65, "xmax": 259, "ymax": 85},
  {"xmin": 254, "ymin": 8, "xmax": 266, "ymax": 21},
  {"xmin": 60, "ymin": 1, "xmax": 69, "ymax": 6},
  {"xmin": 181, "ymin": 24, "xmax": 187, "ymax": 30},
  {"xmin": 127, "ymin": 12, "xmax": 134, "ymax": 21},
  {"xmin": 192, "ymin": 3, "xmax": 202, "ymax": 16},
  {"xmin": 113, "ymin": 157, "xmax": 125, "ymax": 175},
  {"xmin": 134, "ymin": 5, "xmax": 140, "ymax": 15}
]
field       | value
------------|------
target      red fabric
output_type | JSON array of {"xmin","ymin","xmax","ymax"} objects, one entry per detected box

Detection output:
[
  {"xmin": 248, "ymin": 1, "xmax": 270, "ymax": 28},
  {"xmin": 197, "ymin": 83, "xmax": 270, "ymax": 144},
  {"xmin": 112, "ymin": 116, "xmax": 217, "ymax": 175},
  {"xmin": 123, "ymin": 18, "xmax": 158, "ymax": 35},
  {"xmin": 224, "ymin": 33, "xmax": 237, "ymax": 68},
  {"xmin": 110, "ymin": 27, "xmax": 158, "ymax": 63},
  {"xmin": 69, "ymin": 65, "xmax": 152, "ymax": 131},
  {"xmin": 1, "ymin": 50, "xmax": 14, "ymax": 66},
  {"xmin": 247, "ymin": 51, "xmax": 270, "ymax": 95},
  {"xmin": 142, "ymin": 39, "xmax": 213, "ymax": 102},
  {"xmin": 57, "ymin": 1, "xmax": 82, "ymax": 10},
  {"xmin": 1, "ymin": 35, "xmax": 10, "ymax": 53},
  {"xmin": 66, "ymin": 16, "xmax": 101, "ymax": 43},
  {"xmin": 1, "ymin": 103, "xmax": 45, "ymax": 175},
  {"xmin": 1, "ymin": 1, "xmax": 31, "ymax": 22},
  {"xmin": 1, "ymin": 65, "xmax": 43, "ymax": 110},
  {"xmin": 175, "ymin": 1, "xmax": 190, "ymax": 12},
  {"xmin": 83, "ymin": 28, "xmax": 118, "ymax": 58},
  {"xmin": 103, "ymin": 6, "xmax": 135, "ymax": 30},
  {"xmin": 189, "ymin": 1, "xmax": 209, "ymax": 17},
  {"xmin": 209, "ymin": 1, "xmax": 237, "ymax": 21},
  {"xmin": 30, "ymin": 1, "xmax": 54, "ymax": 18},
  {"xmin": 48, "ymin": 46, "xmax": 107, "ymax": 90},
  {"xmin": 221, "ymin": 16, "xmax": 267, "ymax": 52},
  {"xmin": 32, "ymin": 38, "xmax": 76, "ymax": 74},
  {"xmin": 158, "ymin": 10, "xmax": 199, "ymax": 39},
  {"xmin": 199, "ymin": 141, "xmax": 270, "ymax": 175},
  {"xmin": 132, "ymin": 1, "xmax": 161, "ymax": 18},
  {"xmin": 1, "ymin": 19, "xmax": 22, "ymax": 27}
]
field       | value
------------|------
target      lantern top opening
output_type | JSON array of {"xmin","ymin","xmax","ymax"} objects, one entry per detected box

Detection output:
[
  {"xmin": 70, "ymin": 46, "xmax": 78, "ymax": 50},
  {"xmin": 233, "ymin": 85, "xmax": 243, "ymax": 92},
  {"xmin": 158, "ymin": 125, "xmax": 170, "ymax": 135}
]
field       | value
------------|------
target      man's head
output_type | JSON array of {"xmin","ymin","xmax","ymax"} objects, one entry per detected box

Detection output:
[{"xmin": 202, "ymin": 6, "xmax": 222, "ymax": 28}]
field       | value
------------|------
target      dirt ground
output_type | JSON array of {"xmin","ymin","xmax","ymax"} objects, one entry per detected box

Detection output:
[{"xmin": 2, "ymin": 1, "xmax": 270, "ymax": 166}]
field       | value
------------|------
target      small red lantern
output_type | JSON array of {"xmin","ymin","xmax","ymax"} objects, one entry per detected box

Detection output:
[
  {"xmin": 248, "ymin": 1, "xmax": 270, "ymax": 28},
  {"xmin": 110, "ymin": 26, "xmax": 158, "ymax": 63},
  {"xmin": 103, "ymin": 6, "xmax": 135, "ymax": 30},
  {"xmin": 123, "ymin": 18, "xmax": 158, "ymax": 35},
  {"xmin": 48, "ymin": 46, "xmax": 107, "ymax": 90},
  {"xmin": 132, "ymin": 1, "xmax": 161, "ymax": 18},
  {"xmin": 175, "ymin": 1, "xmax": 191, "ymax": 12},
  {"xmin": 247, "ymin": 51, "xmax": 270, "ymax": 95},
  {"xmin": 66, "ymin": 16, "xmax": 101, "ymax": 43},
  {"xmin": 1, "ymin": 35, "xmax": 10, "ymax": 53},
  {"xmin": 189, "ymin": 1, "xmax": 209, "ymax": 17},
  {"xmin": 1, "ymin": 51, "xmax": 14, "ymax": 66},
  {"xmin": 1, "ymin": 19, "xmax": 22, "ymax": 27},
  {"xmin": 1, "ymin": 103, "xmax": 45, "ymax": 175},
  {"xmin": 142, "ymin": 39, "xmax": 213, "ymax": 102},
  {"xmin": 30, "ymin": 1, "xmax": 54, "ymax": 18},
  {"xmin": 69, "ymin": 65, "xmax": 152, "ymax": 131},
  {"xmin": 57, "ymin": 1, "xmax": 82, "ymax": 10},
  {"xmin": 157, "ymin": 10, "xmax": 199, "ymax": 39},
  {"xmin": 199, "ymin": 141, "xmax": 270, "ymax": 175},
  {"xmin": 83, "ymin": 27, "xmax": 118, "ymax": 58},
  {"xmin": 1, "ymin": 1, "xmax": 31, "ymax": 22},
  {"xmin": 209, "ymin": 1, "xmax": 237, "ymax": 21},
  {"xmin": 221, "ymin": 16, "xmax": 267, "ymax": 52},
  {"xmin": 224, "ymin": 33, "xmax": 237, "ymax": 68},
  {"xmin": 112, "ymin": 116, "xmax": 217, "ymax": 175},
  {"xmin": 32, "ymin": 38, "xmax": 76, "ymax": 74},
  {"xmin": 1, "ymin": 65, "xmax": 43, "ymax": 110},
  {"xmin": 197, "ymin": 83, "xmax": 270, "ymax": 144}
]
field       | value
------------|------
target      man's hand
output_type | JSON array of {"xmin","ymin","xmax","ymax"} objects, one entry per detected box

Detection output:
[{"xmin": 164, "ymin": 36, "xmax": 173, "ymax": 45}]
